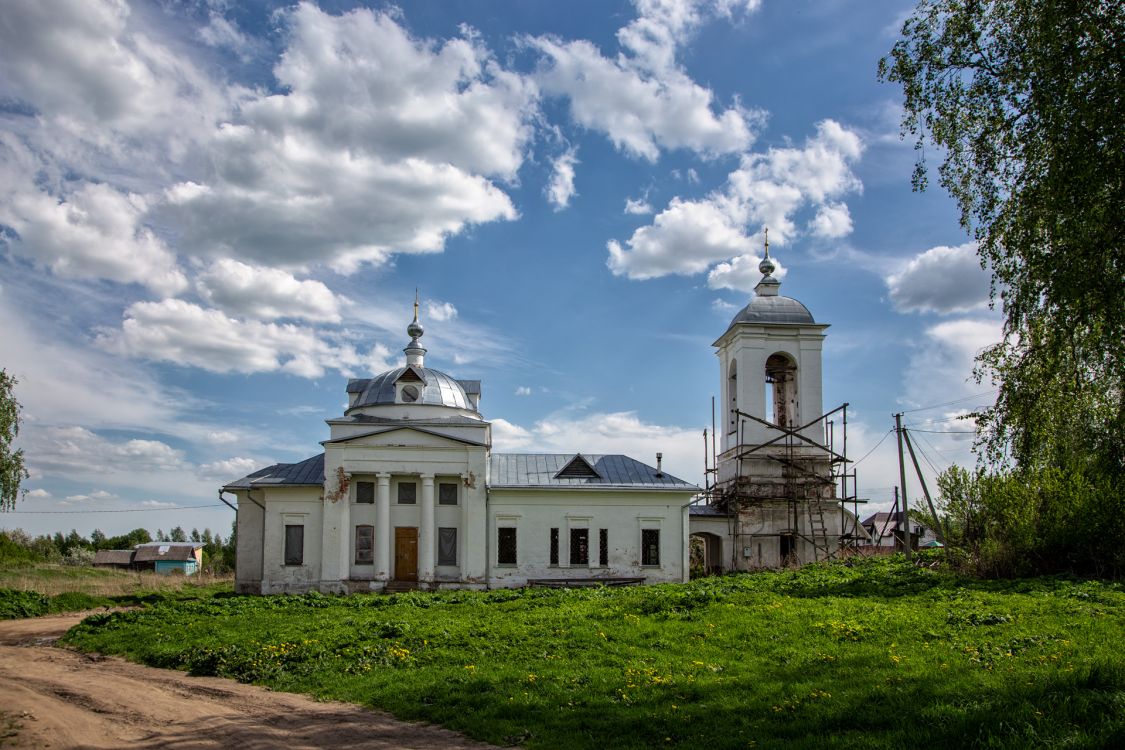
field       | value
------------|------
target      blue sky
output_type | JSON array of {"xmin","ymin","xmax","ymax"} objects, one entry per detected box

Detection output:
[{"xmin": 0, "ymin": 0, "xmax": 1000, "ymax": 539}]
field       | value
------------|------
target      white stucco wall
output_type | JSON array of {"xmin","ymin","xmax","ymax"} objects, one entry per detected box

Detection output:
[{"xmin": 486, "ymin": 488, "xmax": 694, "ymax": 588}]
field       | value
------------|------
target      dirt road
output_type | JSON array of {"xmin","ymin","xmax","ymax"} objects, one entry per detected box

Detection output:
[{"xmin": 0, "ymin": 612, "xmax": 494, "ymax": 749}]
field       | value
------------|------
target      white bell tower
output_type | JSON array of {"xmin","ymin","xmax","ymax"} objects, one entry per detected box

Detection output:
[{"xmin": 711, "ymin": 232, "xmax": 844, "ymax": 568}]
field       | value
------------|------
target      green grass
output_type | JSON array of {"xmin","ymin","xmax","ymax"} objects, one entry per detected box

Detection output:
[
  {"xmin": 60, "ymin": 556, "xmax": 1125, "ymax": 749},
  {"xmin": 0, "ymin": 563, "xmax": 233, "ymax": 598},
  {"xmin": 0, "ymin": 578, "xmax": 233, "ymax": 619}
]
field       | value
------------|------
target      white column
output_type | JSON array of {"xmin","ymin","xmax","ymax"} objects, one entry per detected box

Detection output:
[
  {"xmin": 460, "ymin": 474, "xmax": 471, "ymax": 577},
  {"xmin": 420, "ymin": 473, "xmax": 435, "ymax": 584},
  {"xmin": 375, "ymin": 473, "xmax": 391, "ymax": 581}
]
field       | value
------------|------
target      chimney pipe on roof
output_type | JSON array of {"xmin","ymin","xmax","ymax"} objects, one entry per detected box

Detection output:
[{"xmin": 656, "ymin": 452, "xmax": 663, "ymax": 477}]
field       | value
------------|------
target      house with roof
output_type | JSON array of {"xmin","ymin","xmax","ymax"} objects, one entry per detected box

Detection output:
[
  {"xmin": 223, "ymin": 297, "xmax": 698, "ymax": 594},
  {"xmin": 860, "ymin": 511, "xmax": 938, "ymax": 551},
  {"xmin": 92, "ymin": 542, "xmax": 204, "ymax": 575}
]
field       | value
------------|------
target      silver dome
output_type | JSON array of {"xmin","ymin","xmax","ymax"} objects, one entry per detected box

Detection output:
[
  {"xmin": 727, "ymin": 295, "xmax": 815, "ymax": 326},
  {"xmin": 347, "ymin": 367, "xmax": 475, "ymax": 411}
]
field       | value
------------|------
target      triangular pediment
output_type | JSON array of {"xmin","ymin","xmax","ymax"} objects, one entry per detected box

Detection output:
[
  {"xmin": 395, "ymin": 365, "xmax": 427, "ymax": 384},
  {"xmin": 554, "ymin": 454, "xmax": 601, "ymax": 479},
  {"xmin": 323, "ymin": 425, "xmax": 486, "ymax": 448}
]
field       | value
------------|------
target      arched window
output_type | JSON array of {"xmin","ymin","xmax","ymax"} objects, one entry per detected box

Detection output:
[
  {"xmin": 764, "ymin": 353, "xmax": 798, "ymax": 427},
  {"xmin": 727, "ymin": 359, "xmax": 738, "ymax": 434}
]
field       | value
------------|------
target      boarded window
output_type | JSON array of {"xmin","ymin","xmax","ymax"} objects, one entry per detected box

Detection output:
[
  {"xmin": 397, "ymin": 482, "xmax": 417, "ymax": 504},
  {"xmin": 438, "ymin": 482, "xmax": 458, "ymax": 505},
  {"xmin": 355, "ymin": 481, "xmax": 375, "ymax": 504},
  {"xmin": 550, "ymin": 528, "xmax": 559, "ymax": 565},
  {"xmin": 284, "ymin": 524, "xmax": 304, "ymax": 566},
  {"xmin": 497, "ymin": 527, "xmax": 517, "ymax": 565},
  {"xmin": 355, "ymin": 525, "xmax": 374, "ymax": 564},
  {"xmin": 641, "ymin": 529, "xmax": 660, "ymax": 566},
  {"xmin": 599, "ymin": 528, "xmax": 609, "ymax": 566},
  {"xmin": 570, "ymin": 528, "xmax": 589, "ymax": 566},
  {"xmin": 438, "ymin": 527, "xmax": 457, "ymax": 566}
]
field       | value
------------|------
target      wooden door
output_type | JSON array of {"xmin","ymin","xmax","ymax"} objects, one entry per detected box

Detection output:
[{"xmin": 394, "ymin": 527, "xmax": 418, "ymax": 581}]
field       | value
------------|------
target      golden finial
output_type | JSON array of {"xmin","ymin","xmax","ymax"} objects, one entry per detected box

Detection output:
[
  {"xmin": 413, "ymin": 288, "xmax": 419, "ymax": 323},
  {"xmin": 763, "ymin": 227, "xmax": 770, "ymax": 259}
]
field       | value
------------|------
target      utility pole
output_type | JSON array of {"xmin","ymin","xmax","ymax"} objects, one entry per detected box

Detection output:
[{"xmin": 894, "ymin": 413, "xmax": 913, "ymax": 560}]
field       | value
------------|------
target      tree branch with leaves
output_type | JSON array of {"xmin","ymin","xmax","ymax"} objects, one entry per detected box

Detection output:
[{"xmin": 1, "ymin": 370, "xmax": 29, "ymax": 512}]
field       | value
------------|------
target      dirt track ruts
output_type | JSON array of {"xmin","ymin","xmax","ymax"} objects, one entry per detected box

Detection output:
[{"xmin": 0, "ymin": 612, "xmax": 495, "ymax": 749}]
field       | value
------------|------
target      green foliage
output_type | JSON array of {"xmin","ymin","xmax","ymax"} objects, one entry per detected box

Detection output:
[
  {"xmin": 60, "ymin": 558, "xmax": 1125, "ymax": 749},
  {"xmin": 935, "ymin": 464, "xmax": 1125, "ymax": 577},
  {"xmin": 0, "ymin": 370, "xmax": 28, "ymax": 512},
  {"xmin": 880, "ymin": 1, "xmax": 1125, "ymax": 473},
  {"xmin": 0, "ymin": 588, "xmax": 48, "ymax": 619}
]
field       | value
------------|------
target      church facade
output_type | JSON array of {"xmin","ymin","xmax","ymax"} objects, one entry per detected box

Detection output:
[
  {"xmin": 223, "ymin": 301, "xmax": 698, "ymax": 594},
  {"xmin": 224, "ymin": 247, "xmax": 854, "ymax": 594}
]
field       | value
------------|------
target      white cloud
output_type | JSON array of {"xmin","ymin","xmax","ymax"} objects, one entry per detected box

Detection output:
[
  {"xmin": 515, "ymin": 386, "xmax": 533, "ymax": 396},
  {"xmin": 98, "ymin": 299, "xmax": 392, "ymax": 378},
  {"xmin": 529, "ymin": 0, "xmax": 761, "ymax": 161},
  {"xmin": 0, "ymin": 178, "xmax": 187, "ymax": 295},
  {"xmin": 197, "ymin": 12, "xmax": 256, "ymax": 60},
  {"xmin": 707, "ymin": 253, "xmax": 786, "ymax": 292},
  {"xmin": 198, "ymin": 457, "xmax": 263, "ymax": 481},
  {"xmin": 425, "ymin": 301, "xmax": 458, "ymax": 322},
  {"xmin": 491, "ymin": 410, "xmax": 703, "ymax": 485},
  {"xmin": 546, "ymin": 148, "xmax": 579, "ymax": 209},
  {"xmin": 886, "ymin": 242, "xmax": 991, "ymax": 314},
  {"xmin": 25, "ymin": 488, "xmax": 51, "ymax": 499},
  {"xmin": 809, "ymin": 201, "xmax": 853, "ymax": 238},
  {"xmin": 196, "ymin": 259, "xmax": 344, "ymax": 323},
  {"xmin": 0, "ymin": 0, "xmax": 232, "ymax": 155},
  {"xmin": 28, "ymin": 426, "xmax": 187, "ymax": 477},
  {"xmin": 162, "ymin": 3, "xmax": 536, "ymax": 271},
  {"xmin": 901, "ymin": 318, "xmax": 1002, "ymax": 415},
  {"xmin": 624, "ymin": 196, "xmax": 653, "ymax": 215},
  {"xmin": 608, "ymin": 120, "xmax": 863, "ymax": 280},
  {"xmin": 139, "ymin": 500, "xmax": 178, "ymax": 509},
  {"xmin": 608, "ymin": 197, "xmax": 754, "ymax": 279},
  {"xmin": 711, "ymin": 298, "xmax": 738, "ymax": 312}
]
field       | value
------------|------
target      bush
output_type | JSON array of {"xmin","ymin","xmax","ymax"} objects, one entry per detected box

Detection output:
[{"xmin": 0, "ymin": 587, "xmax": 48, "ymax": 619}]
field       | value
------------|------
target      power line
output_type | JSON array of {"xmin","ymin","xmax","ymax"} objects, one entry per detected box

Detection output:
[
  {"xmin": 852, "ymin": 428, "xmax": 894, "ymax": 467},
  {"xmin": 4, "ymin": 504, "xmax": 228, "ymax": 515},
  {"xmin": 907, "ymin": 428, "xmax": 977, "ymax": 434},
  {"xmin": 901, "ymin": 389, "xmax": 997, "ymax": 414}
]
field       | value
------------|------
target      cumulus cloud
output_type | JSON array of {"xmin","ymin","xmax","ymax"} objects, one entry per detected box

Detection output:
[
  {"xmin": 515, "ymin": 386, "xmax": 533, "ymax": 396},
  {"xmin": 901, "ymin": 317, "xmax": 1002, "ymax": 415},
  {"xmin": 0, "ymin": 0, "xmax": 232, "ymax": 155},
  {"xmin": 425, "ymin": 301, "xmax": 458, "ymax": 322},
  {"xmin": 161, "ymin": 3, "xmax": 536, "ymax": 270},
  {"xmin": 624, "ymin": 196, "xmax": 653, "ymax": 215},
  {"xmin": 28, "ymin": 426, "xmax": 187, "ymax": 477},
  {"xmin": 707, "ymin": 253, "xmax": 787, "ymax": 292},
  {"xmin": 886, "ymin": 242, "xmax": 991, "ymax": 314},
  {"xmin": 25, "ymin": 488, "xmax": 52, "ymax": 499},
  {"xmin": 198, "ymin": 457, "xmax": 263, "ymax": 481},
  {"xmin": 196, "ymin": 259, "xmax": 344, "ymax": 322},
  {"xmin": 98, "ymin": 299, "xmax": 392, "ymax": 379},
  {"xmin": 491, "ymin": 409, "xmax": 703, "ymax": 485},
  {"xmin": 546, "ymin": 148, "xmax": 579, "ymax": 209},
  {"xmin": 0, "ymin": 178, "xmax": 187, "ymax": 295},
  {"xmin": 529, "ymin": 0, "xmax": 761, "ymax": 161},
  {"xmin": 608, "ymin": 120, "xmax": 863, "ymax": 280}
]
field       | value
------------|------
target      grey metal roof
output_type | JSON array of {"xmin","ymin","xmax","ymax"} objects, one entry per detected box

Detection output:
[
  {"xmin": 223, "ymin": 453, "xmax": 325, "ymax": 489},
  {"xmin": 133, "ymin": 544, "xmax": 199, "ymax": 563},
  {"xmin": 689, "ymin": 503, "xmax": 733, "ymax": 517},
  {"xmin": 490, "ymin": 454, "xmax": 699, "ymax": 490},
  {"xmin": 93, "ymin": 549, "xmax": 135, "ymax": 565},
  {"xmin": 458, "ymin": 380, "xmax": 481, "ymax": 395},
  {"xmin": 727, "ymin": 295, "xmax": 815, "ymax": 326},
  {"xmin": 347, "ymin": 367, "xmax": 477, "ymax": 412}
]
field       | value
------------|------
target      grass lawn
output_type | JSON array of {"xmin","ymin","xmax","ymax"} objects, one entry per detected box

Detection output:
[{"xmin": 61, "ymin": 556, "xmax": 1124, "ymax": 749}]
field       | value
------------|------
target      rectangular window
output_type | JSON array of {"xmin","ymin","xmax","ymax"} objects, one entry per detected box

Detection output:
[
  {"xmin": 438, "ymin": 527, "xmax": 457, "ymax": 566},
  {"xmin": 570, "ymin": 528, "xmax": 589, "ymax": 566},
  {"xmin": 438, "ymin": 482, "xmax": 458, "ymax": 505},
  {"xmin": 497, "ymin": 527, "xmax": 517, "ymax": 565},
  {"xmin": 549, "ymin": 528, "xmax": 559, "ymax": 566},
  {"xmin": 355, "ymin": 525, "xmax": 374, "ymax": 564},
  {"xmin": 397, "ymin": 481, "xmax": 417, "ymax": 504},
  {"xmin": 599, "ymin": 528, "xmax": 609, "ymax": 566},
  {"xmin": 284, "ymin": 524, "xmax": 304, "ymax": 566},
  {"xmin": 355, "ymin": 481, "xmax": 375, "ymax": 504},
  {"xmin": 641, "ymin": 529, "xmax": 660, "ymax": 566}
]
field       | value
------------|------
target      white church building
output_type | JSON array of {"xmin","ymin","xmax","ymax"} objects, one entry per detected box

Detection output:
[{"xmin": 224, "ymin": 246, "xmax": 854, "ymax": 594}]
